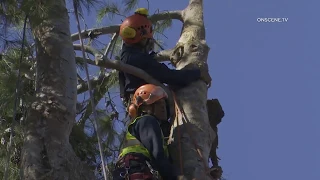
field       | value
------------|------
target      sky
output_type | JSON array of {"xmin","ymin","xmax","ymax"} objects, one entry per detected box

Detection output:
[{"xmin": 68, "ymin": 0, "xmax": 320, "ymax": 179}]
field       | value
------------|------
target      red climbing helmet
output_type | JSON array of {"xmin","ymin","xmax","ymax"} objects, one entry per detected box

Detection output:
[
  {"xmin": 128, "ymin": 84, "xmax": 168, "ymax": 118},
  {"xmin": 119, "ymin": 8, "xmax": 153, "ymax": 44}
]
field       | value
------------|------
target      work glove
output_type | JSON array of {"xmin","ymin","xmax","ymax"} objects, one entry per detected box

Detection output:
[{"xmin": 198, "ymin": 62, "xmax": 212, "ymax": 88}]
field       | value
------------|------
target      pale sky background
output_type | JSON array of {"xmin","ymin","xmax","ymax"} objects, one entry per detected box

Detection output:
[{"xmin": 67, "ymin": 0, "xmax": 320, "ymax": 179}]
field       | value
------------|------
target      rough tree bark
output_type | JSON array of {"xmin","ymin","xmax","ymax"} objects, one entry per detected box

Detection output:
[
  {"xmin": 20, "ymin": 0, "xmax": 94, "ymax": 179},
  {"xmin": 167, "ymin": 0, "xmax": 216, "ymax": 179}
]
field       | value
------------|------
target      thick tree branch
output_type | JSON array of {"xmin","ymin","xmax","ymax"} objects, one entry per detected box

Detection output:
[
  {"xmin": 75, "ymin": 57, "xmax": 96, "ymax": 66},
  {"xmin": 73, "ymin": 44, "xmax": 162, "ymax": 87},
  {"xmin": 95, "ymin": 56, "xmax": 163, "ymax": 88},
  {"xmin": 149, "ymin": 10, "xmax": 182, "ymax": 23},
  {"xmin": 74, "ymin": 43, "xmax": 176, "ymax": 127},
  {"xmin": 154, "ymin": 48, "xmax": 175, "ymax": 62},
  {"xmin": 74, "ymin": 44, "xmax": 101, "ymax": 56},
  {"xmin": 77, "ymin": 70, "xmax": 117, "ymax": 94},
  {"xmin": 71, "ymin": 25, "xmax": 119, "ymax": 42},
  {"xmin": 71, "ymin": 10, "xmax": 183, "ymax": 42}
]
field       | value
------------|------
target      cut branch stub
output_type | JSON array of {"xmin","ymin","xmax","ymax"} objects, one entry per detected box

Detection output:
[
  {"xmin": 169, "ymin": 40, "xmax": 209, "ymax": 70},
  {"xmin": 154, "ymin": 48, "xmax": 176, "ymax": 62},
  {"xmin": 170, "ymin": 44, "xmax": 184, "ymax": 66}
]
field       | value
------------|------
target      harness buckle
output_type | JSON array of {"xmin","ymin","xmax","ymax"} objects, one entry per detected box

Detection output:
[{"xmin": 145, "ymin": 161, "xmax": 159, "ymax": 178}]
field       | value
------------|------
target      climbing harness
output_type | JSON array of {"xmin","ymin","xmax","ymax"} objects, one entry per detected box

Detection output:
[
  {"xmin": 116, "ymin": 114, "xmax": 167, "ymax": 179},
  {"xmin": 115, "ymin": 153, "xmax": 158, "ymax": 180},
  {"xmin": 172, "ymin": 91, "xmax": 214, "ymax": 180},
  {"xmin": 3, "ymin": 15, "xmax": 28, "ymax": 180},
  {"xmin": 73, "ymin": 1, "xmax": 108, "ymax": 179}
]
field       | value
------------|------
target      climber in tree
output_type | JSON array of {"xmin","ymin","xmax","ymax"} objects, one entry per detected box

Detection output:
[
  {"xmin": 112, "ymin": 84, "xmax": 181, "ymax": 180},
  {"xmin": 118, "ymin": 8, "xmax": 212, "ymax": 107}
]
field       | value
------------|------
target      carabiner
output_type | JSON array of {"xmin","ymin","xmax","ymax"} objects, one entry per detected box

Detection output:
[{"xmin": 120, "ymin": 172, "xmax": 126, "ymax": 178}]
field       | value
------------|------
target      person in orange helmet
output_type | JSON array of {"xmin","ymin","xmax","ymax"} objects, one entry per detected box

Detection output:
[
  {"xmin": 112, "ymin": 84, "xmax": 181, "ymax": 180},
  {"xmin": 118, "ymin": 8, "xmax": 212, "ymax": 109}
]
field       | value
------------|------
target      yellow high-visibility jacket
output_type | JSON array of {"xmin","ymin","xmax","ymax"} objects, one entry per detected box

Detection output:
[{"xmin": 119, "ymin": 115, "xmax": 169, "ymax": 159}]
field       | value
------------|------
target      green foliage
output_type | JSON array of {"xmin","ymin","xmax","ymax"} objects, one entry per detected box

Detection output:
[
  {"xmin": 78, "ymin": 70, "xmax": 118, "ymax": 123},
  {"xmin": 0, "ymin": 102, "xmax": 26, "ymax": 179},
  {"xmin": 0, "ymin": 46, "xmax": 34, "ymax": 118},
  {"xmin": 122, "ymin": 0, "xmax": 139, "ymax": 14},
  {"xmin": 73, "ymin": 0, "xmax": 101, "ymax": 14},
  {"xmin": 96, "ymin": 0, "xmax": 139, "ymax": 23},
  {"xmin": 0, "ymin": 157, "xmax": 20, "ymax": 180},
  {"xmin": 97, "ymin": 2, "xmax": 121, "ymax": 22},
  {"xmin": 0, "ymin": 38, "xmax": 33, "ymax": 179},
  {"xmin": 0, "ymin": 0, "xmax": 53, "ymax": 28},
  {"xmin": 153, "ymin": 18, "xmax": 172, "ymax": 36},
  {"xmin": 0, "ymin": 0, "xmax": 25, "ymax": 26},
  {"xmin": 70, "ymin": 123, "xmax": 98, "ymax": 168},
  {"xmin": 152, "ymin": 17, "xmax": 172, "ymax": 50}
]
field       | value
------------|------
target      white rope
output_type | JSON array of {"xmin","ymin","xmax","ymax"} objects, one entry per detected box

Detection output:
[{"xmin": 73, "ymin": 1, "xmax": 108, "ymax": 179}]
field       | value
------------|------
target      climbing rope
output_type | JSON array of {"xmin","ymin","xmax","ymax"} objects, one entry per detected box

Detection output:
[
  {"xmin": 3, "ymin": 15, "xmax": 28, "ymax": 180},
  {"xmin": 72, "ymin": 1, "xmax": 108, "ymax": 180},
  {"xmin": 172, "ymin": 91, "xmax": 214, "ymax": 180}
]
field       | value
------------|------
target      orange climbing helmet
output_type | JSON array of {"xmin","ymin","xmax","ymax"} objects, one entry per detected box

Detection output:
[
  {"xmin": 128, "ymin": 84, "xmax": 168, "ymax": 118},
  {"xmin": 119, "ymin": 8, "xmax": 153, "ymax": 44}
]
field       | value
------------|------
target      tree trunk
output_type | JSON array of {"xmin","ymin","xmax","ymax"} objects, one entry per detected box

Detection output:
[
  {"xmin": 20, "ymin": 0, "xmax": 94, "ymax": 179},
  {"xmin": 169, "ymin": 0, "xmax": 215, "ymax": 179}
]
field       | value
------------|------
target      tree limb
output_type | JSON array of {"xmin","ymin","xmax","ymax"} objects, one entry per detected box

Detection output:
[
  {"xmin": 149, "ymin": 10, "xmax": 182, "ymax": 23},
  {"xmin": 73, "ymin": 44, "xmax": 162, "ymax": 88},
  {"xmin": 75, "ymin": 57, "xmax": 96, "ymax": 66},
  {"xmin": 71, "ymin": 10, "xmax": 183, "ymax": 42},
  {"xmin": 154, "ymin": 48, "xmax": 176, "ymax": 62},
  {"xmin": 73, "ymin": 44, "xmax": 175, "ymax": 122},
  {"xmin": 74, "ymin": 44, "xmax": 101, "ymax": 56}
]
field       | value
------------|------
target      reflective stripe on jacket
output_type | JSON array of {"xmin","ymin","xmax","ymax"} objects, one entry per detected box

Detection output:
[{"xmin": 119, "ymin": 115, "xmax": 169, "ymax": 159}]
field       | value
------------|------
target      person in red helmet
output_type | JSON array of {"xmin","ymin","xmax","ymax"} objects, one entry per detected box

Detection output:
[
  {"xmin": 118, "ymin": 8, "xmax": 212, "ymax": 109},
  {"xmin": 112, "ymin": 84, "xmax": 181, "ymax": 180}
]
